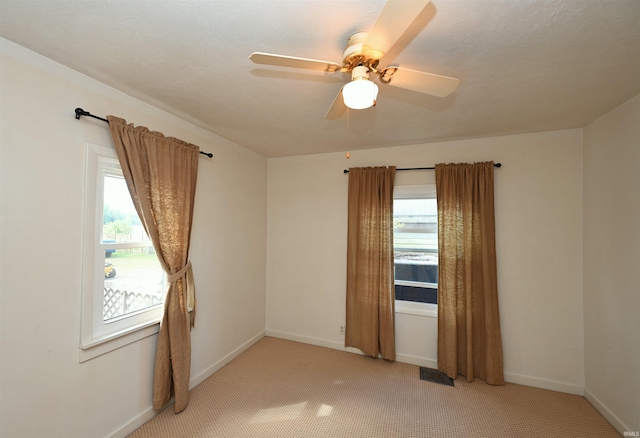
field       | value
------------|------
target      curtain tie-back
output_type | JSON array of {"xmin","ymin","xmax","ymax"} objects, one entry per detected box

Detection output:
[
  {"xmin": 167, "ymin": 261, "xmax": 196, "ymax": 318},
  {"xmin": 168, "ymin": 261, "xmax": 192, "ymax": 283}
]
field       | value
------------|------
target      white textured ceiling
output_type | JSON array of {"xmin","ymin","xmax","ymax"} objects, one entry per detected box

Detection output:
[{"xmin": 1, "ymin": 0, "xmax": 639, "ymax": 157}]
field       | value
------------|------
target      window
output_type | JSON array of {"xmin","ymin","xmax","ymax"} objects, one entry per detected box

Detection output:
[
  {"xmin": 393, "ymin": 185, "xmax": 438, "ymax": 311},
  {"xmin": 80, "ymin": 143, "xmax": 165, "ymax": 360}
]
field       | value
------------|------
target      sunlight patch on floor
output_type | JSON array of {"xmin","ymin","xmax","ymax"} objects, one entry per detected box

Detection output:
[
  {"xmin": 316, "ymin": 404, "xmax": 333, "ymax": 417},
  {"xmin": 249, "ymin": 402, "xmax": 308, "ymax": 424}
]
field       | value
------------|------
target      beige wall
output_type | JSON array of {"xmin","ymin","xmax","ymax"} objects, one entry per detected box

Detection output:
[
  {"xmin": 0, "ymin": 39, "xmax": 267, "ymax": 437},
  {"xmin": 583, "ymin": 94, "xmax": 640, "ymax": 434},
  {"xmin": 266, "ymin": 129, "xmax": 585, "ymax": 394}
]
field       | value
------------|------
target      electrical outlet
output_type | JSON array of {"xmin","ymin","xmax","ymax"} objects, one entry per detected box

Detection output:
[{"xmin": 339, "ymin": 325, "xmax": 345, "ymax": 335}]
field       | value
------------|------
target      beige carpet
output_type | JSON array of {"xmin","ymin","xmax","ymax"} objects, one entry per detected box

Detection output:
[{"xmin": 129, "ymin": 337, "xmax": 620, "ymax": 437}]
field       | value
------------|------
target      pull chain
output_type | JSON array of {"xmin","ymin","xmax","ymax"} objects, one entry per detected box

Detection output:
[{"xmin": 345, "ymin": 108, "xmax": 351, "ymax": 159}]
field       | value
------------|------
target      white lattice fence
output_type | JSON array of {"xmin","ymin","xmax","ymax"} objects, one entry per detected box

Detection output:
[{"xmin": 103, "ymin": 288, "xmax": 161, "ymax": 320}]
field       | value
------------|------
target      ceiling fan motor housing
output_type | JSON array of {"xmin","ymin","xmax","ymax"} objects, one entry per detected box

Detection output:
[{"xmin": 342, "ymin": 32, "xmax": 380, "ymax": 71}]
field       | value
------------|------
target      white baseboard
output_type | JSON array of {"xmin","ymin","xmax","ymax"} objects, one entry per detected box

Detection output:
[
  {"xmin": 266, "ymin": 329, "xmax": 437, "ymax": 369},
  {"xmin": 395, "ymin": 352, "xmax": 438, "ymax": 369},
  {"xmin": 109, "ymin": 331, "xmax": 266, "ymax": 438},
  {"xmin": 503, "ymin": 371, "xmax": 584, "ymax": 395},
  {"xmin": 584, "ymin": 387, "xmax": 634, "ymax": 436},
  {"xmin": 266, "ymin": 329, "xmax": 353, "ymax": 352},
  {"xmin": 267, "ymin": 330, "xmax": 588, "ymax": 397},
  {"xmin": 267, "ymin": 329, "xmax": 402, "ymax": 360},
  {"xmin": 109, "ymin": 403, "xmax": 160, "ymax": 438},
  {"xmin": 190, "ymin": 331, "xmax": 265, "ymax": 388}
]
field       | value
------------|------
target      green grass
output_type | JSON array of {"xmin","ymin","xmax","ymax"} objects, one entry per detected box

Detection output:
[
  {"xmin": 109, "ymin": 250, "xmax": 160, "ymax": 269},
  {"xmin": 110, "ymin": 250, "xmax": 156, "ymax": 259}
]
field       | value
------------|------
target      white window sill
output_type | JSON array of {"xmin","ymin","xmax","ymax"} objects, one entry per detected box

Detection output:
[
  {"xmin": 395, "ymin": 301, "xmax": 438, "ymax": 318},
  {"xmin": 78, "ymin": 320, "xmax": 160, "ymax": 363}
]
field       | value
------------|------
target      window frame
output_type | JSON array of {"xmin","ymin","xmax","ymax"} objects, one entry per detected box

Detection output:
[
  {"xmin": 393, "ymin": 184, "xmax": 438, "ymax": 318},
  {"xmin": 79, "ymin": 143, "xmax": 162, "ymax": 362}
]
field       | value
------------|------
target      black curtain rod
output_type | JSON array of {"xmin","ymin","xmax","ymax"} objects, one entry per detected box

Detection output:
[
  {"xmin": 74, "ymin": 108, "xmax": 213, "ymax": 158},
  {"xmin": 343, "ymin": 162, "xmax": 501, "ymax": 174}
]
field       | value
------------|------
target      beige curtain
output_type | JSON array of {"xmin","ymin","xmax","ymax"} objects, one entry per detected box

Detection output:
[
  {"xmin": 435, "ymin": 161, "xmax": 504, "ymax": 385},
  {"xmin": 345, "ymin": 166, "xmax": 396, "ymax": 361},
  {"xmin": 108, "ymin": 116, "xmax": 200, "ymax": 413}
]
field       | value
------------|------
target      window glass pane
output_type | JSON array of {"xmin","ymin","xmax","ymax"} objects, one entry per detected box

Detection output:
[
  {"xmin": 395, "ymin": 285, "xmax": 438, "ymax": 304},
  {"xmin": 101, "ymin": 174, "xmax": 163, "ymax": 322},
  {"xmin": 395, "ymin": 262, "xmax": 438, "ymax": 283},
  {"xmin": 394, "ymin": 195, "xmax": 438, "ymax": 304},
  {"xmin": 102, "ymin": 175, "xmax": 148, "ymax": 243},
  {"xmin": 394, "ymin": 197, "xmax": 438, "ymax": 273},
  {"xmin": 103, "ymin": 247, "xmax": 165, "ymax": 322}
]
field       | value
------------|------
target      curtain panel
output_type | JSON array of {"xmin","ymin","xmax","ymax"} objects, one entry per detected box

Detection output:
[
  {"xmin": 107, "ymin": 116, "xmax": 200, "ymax": 412},
  {"xmin": 345, "ymin": 166, "xmax": 396, "ymax": 361},
  {"xmin": 435, "ymin": 161, "xmax": 504, "ymax": 385}
]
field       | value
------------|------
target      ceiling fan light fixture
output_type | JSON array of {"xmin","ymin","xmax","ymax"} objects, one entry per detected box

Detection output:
[{"xmin": 342, "ymin": 66, "xmax": 378, "ymax": 110}]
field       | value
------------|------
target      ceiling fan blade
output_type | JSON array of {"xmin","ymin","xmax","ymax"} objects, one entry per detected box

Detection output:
[
  {"xmin": 364, "ymin": 0, "xmax": 431, "ymax": 59},
  {"xmin": 385, "ymin": 67, "xmax": 459, "ymax": 97},
  {"xmin": 325, "ymin": 87, "xmax": 346, "ymax": 120},
  {"xmin": 249, "ymin": 52, "xmax": 341, "ymax": 72}
]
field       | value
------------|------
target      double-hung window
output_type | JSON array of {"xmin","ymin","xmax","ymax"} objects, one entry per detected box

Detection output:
[
  {"xmin": 80, "ymin": 143, "xmax": 165, "ymax": 360},
  {"xmin": 393, "ymin": 185, "xmax": 438, "ymax": 314}
]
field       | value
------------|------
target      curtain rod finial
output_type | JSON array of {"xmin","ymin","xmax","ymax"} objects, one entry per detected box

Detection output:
[{"xmin": 75, "ymin": 108, "xmax": 88, "ymax": 120}]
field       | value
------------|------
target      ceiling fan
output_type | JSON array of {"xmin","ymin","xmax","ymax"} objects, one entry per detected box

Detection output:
[{"xmin": 249, "ymin": 0, "xmax": 459, "ymax": 119}]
